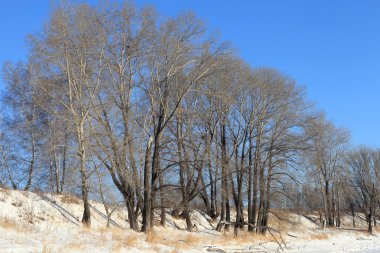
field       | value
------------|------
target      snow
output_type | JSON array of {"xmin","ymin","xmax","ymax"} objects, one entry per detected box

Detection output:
[
  {"xmin": 1, "ymin": 187, "xmax": 380, "ymax": 253},
  {"xmin": 285, "ymin": 232, "xmax": 380, "ymax": 253}
]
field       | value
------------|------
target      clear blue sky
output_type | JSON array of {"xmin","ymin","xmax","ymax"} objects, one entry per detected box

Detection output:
[{"xmin": 1, "ymin": 1, "xmax": 379, "ymax": 147}]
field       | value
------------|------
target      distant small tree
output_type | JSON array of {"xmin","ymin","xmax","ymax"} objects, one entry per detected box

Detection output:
[
  {"xmin": 305, "ymin": 116, "xmax": 350, "ymax": 227},
  {"xmin": 1, "ymin": 62, "xmax": 48, "ymax": 190},
  {"xmin": 347, "ymin": 147, "xmax": 380, "ymax": 234}
]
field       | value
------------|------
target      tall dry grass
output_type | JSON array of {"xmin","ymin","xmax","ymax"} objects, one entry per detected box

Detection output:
[
  {"xmin": 0, "ymin": 217, "xmax": 17, "ymax": 230},
  {"xmin": 310, "ymin": 233, "xmax": 329, "ymax": 240}
]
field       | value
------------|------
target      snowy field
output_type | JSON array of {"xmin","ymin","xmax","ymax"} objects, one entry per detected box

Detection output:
[{"xmin": 0, "ymin": 188, "xmax": 379, "ymax": 253}]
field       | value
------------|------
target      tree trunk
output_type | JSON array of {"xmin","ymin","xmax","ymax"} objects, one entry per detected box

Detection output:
[
  {"xmin": 256, "ymin": 163, "xmax": 265, "ymax": 234},
  {"xmin": 248, "ymin": 131, "xmax": 253, "ymax": 231},
  {"xmin": 325, "ymin": 181, "xmax": 333, "ymax": 226},
  {"xmin": 142, "ymin": 137, "xmax": 153, "ymax": 233},
  {"xmin": 262, "ymin": 171, "xmax": 272, "ymax": 234},
  {"xmin": 79, "ymin": 124, "xmax": 91, "ymax": 227},
  {"xmin": 350, "ymin": 202, "xmax": 356, "ymax": 227},
  {"xmin": 159, "ymin": 172, "xmax": 166, "ymax": 227},
  {"xmin": 24, "ymin": 136, "xmax": 35, "ymax": 191},
  {"xmin": 176, "ymin": 116, "xmax": 194, "ymax": 231},
  {"xmin": 234, "ymin": 132, "xmax": 246, "ymax": 236},
  {"xmin": 54, "ymin": 153, "xmax": 60, "ymax": 193},
  {"xmin": 368, "ymin": 209, "xmax": 373, "ymax": 234},
  {"xmin": 125, "ymin": 193, "xmax": 138, "ymax": 231},
  {"xmin": 252, "ymin": 125, "xmax": 262, "ymax": 232},
  {"xmin": 96, "ymin": 169, "xmax": 110, "ymax": 227},
  {"xmin": 60, "ymin": 129, "xmax": 68, "ymax": 193},
  {"xmin": 336, "ymin": 186, "xmax": 341, "ymax": 227},
  {"xmin": 217, "ymin": 123, "xmax": 228, "ymax": 232}
]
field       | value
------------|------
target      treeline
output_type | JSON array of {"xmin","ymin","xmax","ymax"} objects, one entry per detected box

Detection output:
[{"xmin": 0, "ymin": 1, "xmax": 378, "ymax": 235}]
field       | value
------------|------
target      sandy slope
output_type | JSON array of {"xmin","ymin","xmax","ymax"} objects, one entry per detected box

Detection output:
[{"xmin": 0, "ymin": 188, "xmax": 379, "ymax": 253}]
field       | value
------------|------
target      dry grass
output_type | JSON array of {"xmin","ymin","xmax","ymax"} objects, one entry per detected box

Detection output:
[
  {"xmin": 94, "ymin": 226, "xmax": 142, "ymax": 250},
  {"xmin": 210, "ymin": 230, "xmax": 268, "ymax": 246},
  {"xmin": 310, "ymin": 233, "xmax": 329, "ymax": 240},
  {"xmin": 269, "ymin": 209, "xmax": 297, "ymax": 232},
  {"xmin": 97, "ymin": 226, "xmax": 110, "ymax": 240},
  {"xmin": 12, "ymin": 218, "xmax": 278, "ymax": 252},
  {"xmin": 0, "ymin": 217, "xmax": 36, "ymax": 234},
  {"xmin": 184, "ymin": 233, "xmax": 202, "ymax": 245},
  {"xmin": 151, "ymin": 244, "xmax": 163, "ymax": 252},
  {"xmin": 63, "ymin": 241, "xmax": 85, "ymax": 250},
  {"xmin": 155, "ymin": 229, "xmax": 278, "ymax": 251},
  {"xmin": 0, "ymin": 186, "xmax": 11, "ymax": 192},
  {"xmin": 41, "ymin": 243, "xmax": 52, "ymax": 253},
  {"xmin": 0, "ymin": 217, "xmax": 17, "ymax": 230},
  {"xmin": 111, "ymin": 228, "xmax": 126, "ymax": 242},
  {"xmin": 144, "ymin": 228, "xmax": 278, "ymax": 250},
  {"xmin": 111, "ymin": 241, "xmax": 124, "ymax": 252},
  {"xmin": 168, "ymin": 233, "xmax": 202, "ymax": 250},
  {"xmin": 146, "ymin": 231, "xmax": 162, "ymax": 244},
  {"xmin": 117, "ymin": 212, "xmax": 127, "ymax": 221},
  {"xmin": 111, "ymin": 235, "xmax": 140, "ymax": 251},
  {"xmin": 170, "ymin": 248, "xmax": 181, "ymax": 253},
  {"xmin": 271, "ymin": 209, "xmax": 292, "ymax": 219},
  {"xmin": 273, "ymin": 220, "xmax": 290, "ymax": 233},
  {"xmin": 60, "ymin": 195, "xmax": 81, "ymax": 205},
  {"xmin": 144, "ymin": 230, "xmax": 206, "ymax": 251},
  {"xmin": 20, "ymin": 191, "xmax": 30, "ymax": 198},
  {"xmin": 126, "ymin": 233, "xmax": 140, "ymax": 247}
]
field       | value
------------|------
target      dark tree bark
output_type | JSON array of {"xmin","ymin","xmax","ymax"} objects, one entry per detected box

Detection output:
[{"xmin": 142, "ymin": 137, "xmax": 153, "ymax": 232}]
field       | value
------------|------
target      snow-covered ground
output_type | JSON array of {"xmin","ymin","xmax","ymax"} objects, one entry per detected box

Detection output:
[{"xmin": 0, "ymin": 187, "xmax": 379, "ymax": 253}]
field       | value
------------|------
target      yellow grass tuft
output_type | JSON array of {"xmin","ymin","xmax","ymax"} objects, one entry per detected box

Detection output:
[
  {"xmin": 96, "ymin": 227, "xmax": 141, "ymax": 250},
  {"xmin": 111, "ymin": 228, "xmax": 126, "ymax": 242},
  {"xmin": 0, "ymin": 217, "xmax": 17, "ymax": 230},
  {"xmin": 213, "ymin": 230, "xmax": 268, "ymax": 245},
  {"xmin": 170, "ymin": 248, "xmax": 181, "ymax": 253},
  {"xmin": 126, "ymin": 233, "xmax": 140, "ymax": 247},
  {"xmin": 144, "ymin": 230, "xmax": 206, "ymax": 251},
  {"xmin": 62, "ymin": 240, "xmax": 86, "ymax": 250},
  {"xmin": 146, "ymin": 231, "xmax": 161, "ymax": 244},
  {"xmin": 112, "ymin": 241, "xmax": 124, "ymax": 252},
  {"xmin": 184, "ymin": 233, "xmax": 202, "ymax": 245},
  {"xmin": 60, "ymin": 195, "xmax": 81, "ymax": 205},
  {"xmin": 41, "ymin": 243, "xmax": 52, "ymax": 253},
  {"xmin": 152, "ymin": 244, "xmax": 163, "ymax": 252},
  {"xmin": 310, "ymin": 233, "xmax": 329, "ymax": 240}
]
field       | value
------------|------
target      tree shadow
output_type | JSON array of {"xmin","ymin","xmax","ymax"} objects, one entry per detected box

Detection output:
[
  {"xmin": 37, "ymin": 193, "xmax": 127, "ymax": 228},
  {"xmin": 302, "ymin": 214, "xmax": 320, "ymax": 226},
  {"xmin": 89, "ymin": 204, "xmax": 123, "ymax": 228},
  {"xmin": 335, "ymin": 227, "xmax": 368, "ymax": 232},
  {"xmin": 37, "ymin": 194, "xmax": 80, "ymax": 226}
]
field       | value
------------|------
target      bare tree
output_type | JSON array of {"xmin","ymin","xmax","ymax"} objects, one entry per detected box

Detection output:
[
  {"xmin": 1, "ymin": 62, "xmax": 48, "ymax": 191},
  {"xmin": 346, "ymin": 148, "xmax": 380, "ymax": 233},
  {"xmin": 89, "ymin": 2, "xmax": 156, "ymax": 231},
  {"xmin": 140, "ymin": 12, "xmax": 227, "ymax": 231},
  {"xmin": 305, "ymin": 116, "xmax": 350, "ymax": 227},
  {"xmin": 29, "ymin": 3, "xmax": 107, "ymax": 226}
]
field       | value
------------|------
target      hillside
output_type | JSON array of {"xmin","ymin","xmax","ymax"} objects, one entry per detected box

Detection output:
[{"xmin": 0, "ymin": 188, "xmax": 379, "ymax": 253}]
